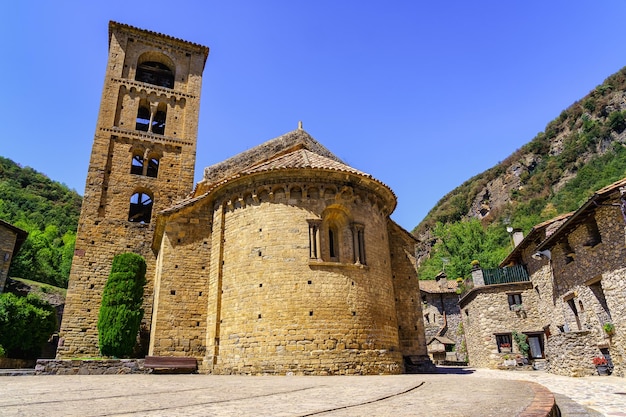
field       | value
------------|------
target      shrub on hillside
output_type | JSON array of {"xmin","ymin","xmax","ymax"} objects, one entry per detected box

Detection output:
[
  {"xmin": 97, "ymin": 253, "xmax": 147, "ymax": 357},
  {"xmin": 0, "ymin": 293, "xmax": 56, "ymax": 358}
]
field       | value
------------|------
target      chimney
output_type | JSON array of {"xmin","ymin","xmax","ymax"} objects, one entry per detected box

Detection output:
[{"xmin": 512, "ymin": 229, "xmax": 524, "ymax": 247}]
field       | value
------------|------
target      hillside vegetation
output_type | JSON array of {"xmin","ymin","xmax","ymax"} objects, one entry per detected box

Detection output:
[
  {"xmin": 0, "ymin": 156, "xmax": 82, "ymax": 288},
  {"xmin": 414, "ymin": 66, "xmax": 626, "ymax": 280}
]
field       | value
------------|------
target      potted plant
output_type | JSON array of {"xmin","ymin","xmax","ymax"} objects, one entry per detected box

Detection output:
[
  {"xmin": 603, "ymin": 322, "xmax": 615, "ymax": 336},
  {"xmin": 511, "ymin": 304, "xmax": 525, "ymax": 312},
  {"xmin": 503, "ymin": 354, "xmax": 516, "ymax": 366},
  {"xmin": 512, "ymin": 331, "xmax": 529, "ymax": 363},
  {"xmin": 592, "ymin": 356, "xmax": 611, "ymax": 375},
  {"xmin": 499, "ymin": 342, "xmax": 511, "ymax": 353}
]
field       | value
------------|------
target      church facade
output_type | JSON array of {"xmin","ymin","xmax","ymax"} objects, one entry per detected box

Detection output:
[{"xmin": 58, "ymin": 22, "xmax": 430, "ymax": 375}]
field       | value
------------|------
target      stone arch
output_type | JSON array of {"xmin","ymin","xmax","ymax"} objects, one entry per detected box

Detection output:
[
  {"xmin": 130, "ymin": 146, "xmax": 145, "ymax": 175},
  {"xmin": 307, "ymin": 186, "xmax": 320, "ymax": 200},
  {"xmin": 273, "ymin": 186, "xmax": 286, "ymax": 202},
  {"xmin": 258, "ymin": 188, "xmax": 271, "ymax": 203},
  {"xmin": 135, "ymin": 52, "xmax": 176, "ymax": 89},
  {"xmin": 289, "ymin": 185, "xmax": 302, "ymax": 201},
  {"xmin": 145, "ymin": 149, "xmax": 162, "ymax": 178}
]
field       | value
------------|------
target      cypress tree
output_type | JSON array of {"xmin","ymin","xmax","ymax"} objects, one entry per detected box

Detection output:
[{"xmin": 97, "ymin": 253, "xmax": 146, "ymax": 357}]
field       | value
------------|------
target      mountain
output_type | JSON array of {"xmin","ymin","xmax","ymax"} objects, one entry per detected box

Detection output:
[
  {"xmin": 413, "ymin": 66, "xmax": 626, "ymax": 278},
  {"xmin": 0, "ymin": 156, "xmax": 82, "ymax": 287}
]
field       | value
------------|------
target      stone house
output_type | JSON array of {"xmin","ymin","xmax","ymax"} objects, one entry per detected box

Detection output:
[
  {"xmin": 419, "ymin": 273, "xmax": 466, "ymax": 363},
  {"xmin": 59, "ymin": 22, "xmax": 433, "ymax": 375},
  {"xmin": 460, "ymin": 177, "xmax": 626, "ymax": 377},
  {"xmin": 530, "ymin": 178, "xmax": 626, "ymax": 377},
  {"xmin": 458, "ymin": 217, "xmax": 570, "ymax": 369},
  {"xmin": 0, "ymin": 219, "xmax": 28, "ymax": 293}
]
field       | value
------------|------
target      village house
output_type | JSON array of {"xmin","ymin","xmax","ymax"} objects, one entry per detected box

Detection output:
[
  {"xmin": 419, "ymin": 272, "xmax": 466, "ymax": 363},
  {"xmin": 0, "ymin": 219, "xmax": 27, "ymax": 294},
  {"xmin": 460, "ymin": 177, "xmax": 626, "ymax": 377}
]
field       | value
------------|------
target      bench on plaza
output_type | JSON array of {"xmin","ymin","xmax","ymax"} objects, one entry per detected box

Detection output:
[{"xmin": 144, "ymin": 356, "xmax": 197, "ymax": 373}]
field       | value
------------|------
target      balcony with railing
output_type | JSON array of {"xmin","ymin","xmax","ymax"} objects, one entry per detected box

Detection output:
[
  {"xmin": 458, "ymin": 264, "xmax": 530, "ymax": 299},
  {"xmin": 482, "ymin": 264, "xmax": 530, "ymax": 285}
]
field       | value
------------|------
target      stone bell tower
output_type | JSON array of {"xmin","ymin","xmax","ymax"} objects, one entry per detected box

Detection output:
[{"xmin": 58, "ymin": 22, "xmax": 209, "ymax": 357}]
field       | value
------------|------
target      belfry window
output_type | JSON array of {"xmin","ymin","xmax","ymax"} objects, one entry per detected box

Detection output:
[
  {"xmin": 130, "ymin": 151, "xmax": 160, "ymax": 178},
  {"xmin": 135, "ymin": 61, "xmax": 174, "ymax": 88},
  {"xmin": 146, "ymin": 157, "xmax": 159, "ymax": 178},
  {"xmin": 136, "ymin": 100, "xmax": 167, "ymax": 135},
  {"xmin": 128, "ymin": 192, "xmax": 153, "ymax": 223},
  {"xmin": 151, "ymin": 103, "xmax": 167, "ymax": 135},
  {"xmin": 136, "ymin": 101, "xmax": 151, "ymax": 132},
  {"xmin": 131, "ymin": 154, "xmax": 144, "ymax": 175}
]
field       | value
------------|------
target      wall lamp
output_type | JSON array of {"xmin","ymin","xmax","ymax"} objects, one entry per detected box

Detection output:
[{"xmin": 531, "ymin": 250, "xmax": 551, "ymax": 261}]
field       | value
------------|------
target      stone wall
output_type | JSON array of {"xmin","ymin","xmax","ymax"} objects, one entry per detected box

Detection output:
[
  {"xmin": 545, "ymin": 332, "xmax": 602, "ymax": 377},
  {"xmin": 421, "ymin": 292, "xmax": 464, "ymax": 361},
  {"xmin": 460, "ymin": 282, "xmax": 545, "ymax": 368},
  {"xmin": 203, "ymin": 177, "xmax": 403, "ymax": 375},
  {"xmin": 35, "ymin": 359, "xmax": 150, "ymax": 375},
  {"xmin": 388, "ymin": 221, "xmax": 428, "ymax": 359},
  {"xmin": 149, "ymin": 199, "xmax": 212, "ymax": 361}
]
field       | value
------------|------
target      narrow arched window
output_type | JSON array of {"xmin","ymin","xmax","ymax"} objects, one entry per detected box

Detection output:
[
  {"xmin": 329, "ymin": 227, "xmax": 339, "ymax": 259},
  {"xmin": 151, "ymin": 103, "xmax": 167, "ymax": 135},
  {"xmin": 135, "ymin": 61, "xmax": 174, "ymax": 88},
  {"xmin": 136, "ymin": 101, "xmax": 151, "ymax": 132},
  {"xmin": 128, "ymin": 192, "xmax": 153, "ymax": 223},
  {"xmin": 146, "ymin": 157, "xmax": 159, "ymax": 178},
  {"xmin": 131, "ymin": 154, "xmax": 144, "ymax": 175}
]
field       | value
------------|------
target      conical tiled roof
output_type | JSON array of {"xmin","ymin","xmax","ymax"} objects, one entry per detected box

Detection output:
[
  {"xmin": 201, "ymin": 127, "xmax": 343, "ymax": 187},
  {"xmin": 243, "ymin": 148, "xmax": 370, "ymax": 177}
]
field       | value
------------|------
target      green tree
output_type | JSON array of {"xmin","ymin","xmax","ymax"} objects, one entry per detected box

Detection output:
[
  {"xmin": 1, "ymin": 156, "xmax": 81, "ymax": 287},
  {"xmin": 0, "ymin": 293, "xmax": 57, "ymax": 358},
  {"xmin": 97, "ymin": 253, "xmax": 147, "ymax": 357},
  {"xmin": 418, "ymin": 219, "xmax": 510, "ymax": 280}
]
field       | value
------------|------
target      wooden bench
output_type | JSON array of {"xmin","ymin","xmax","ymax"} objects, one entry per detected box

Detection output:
[{"xmin": 144, "ymin": 356, "xmax": 197, "ymax": 373}]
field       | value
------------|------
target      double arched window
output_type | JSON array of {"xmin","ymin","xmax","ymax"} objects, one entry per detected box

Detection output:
[
  {"xmin": 130, "ymin": 149, "xmax": 160, "ymax": 178},
  {"xmin": 308, "ymin": 206, "xmax": 366, "ymax": 265},
  {"xmin": 136, "ymin": 99, "xmax": 167, "ymax": 135}
]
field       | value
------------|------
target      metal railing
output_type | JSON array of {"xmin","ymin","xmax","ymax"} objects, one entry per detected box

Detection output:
[{"xmin": 482, "ymin": 264, "xmax": 530, "ymax": 285}]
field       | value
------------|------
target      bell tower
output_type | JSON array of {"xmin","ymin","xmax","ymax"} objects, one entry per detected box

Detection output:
[{"xmin": 58, "ymin": 22, "xmax": 209, "ymax": 357}]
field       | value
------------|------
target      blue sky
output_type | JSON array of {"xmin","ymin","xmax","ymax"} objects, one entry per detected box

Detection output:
[{"xmin": 2, "ymin": 1, "xmax": 626, "ymax": 231}]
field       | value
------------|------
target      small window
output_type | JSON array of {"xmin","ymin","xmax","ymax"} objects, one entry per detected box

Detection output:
[
  {"xmin": 561, "ymin": 239, "xmax": 575, "ymax": 264},
  {"xmin": 128, "ymin": 192, "xmax": 153, "ymax": 223},
  {"xmin": 583, "ymin": 217, "xmax": 602, "ymax": 247},
  {"xmin": 131, "ymin": 154, "xmax": 144, "ymax": 175},
  {"xmin": 507, "ymin": 293, "xmax": 522, "ymax": 310},
  {"xmin": 329, "ymin": 227, "xmax": 338, "ymax": 259},
  {"xmin": 496, "ymin": 334, "xmax": 512, "ymax": 353},
  {"xmin": 146, "ymin": 157, "xmax": 159, "ymax": 178}
]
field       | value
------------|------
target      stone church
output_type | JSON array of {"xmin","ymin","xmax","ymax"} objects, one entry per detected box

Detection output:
[{"xmin": 58, "ymin": 21, "xmax": 430, "ymax": 375}]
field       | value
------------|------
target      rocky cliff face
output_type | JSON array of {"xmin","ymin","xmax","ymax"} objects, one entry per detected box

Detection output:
[{"xmin": 413, "ymin": 67, "xmax": 626, "ymax": 267}]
